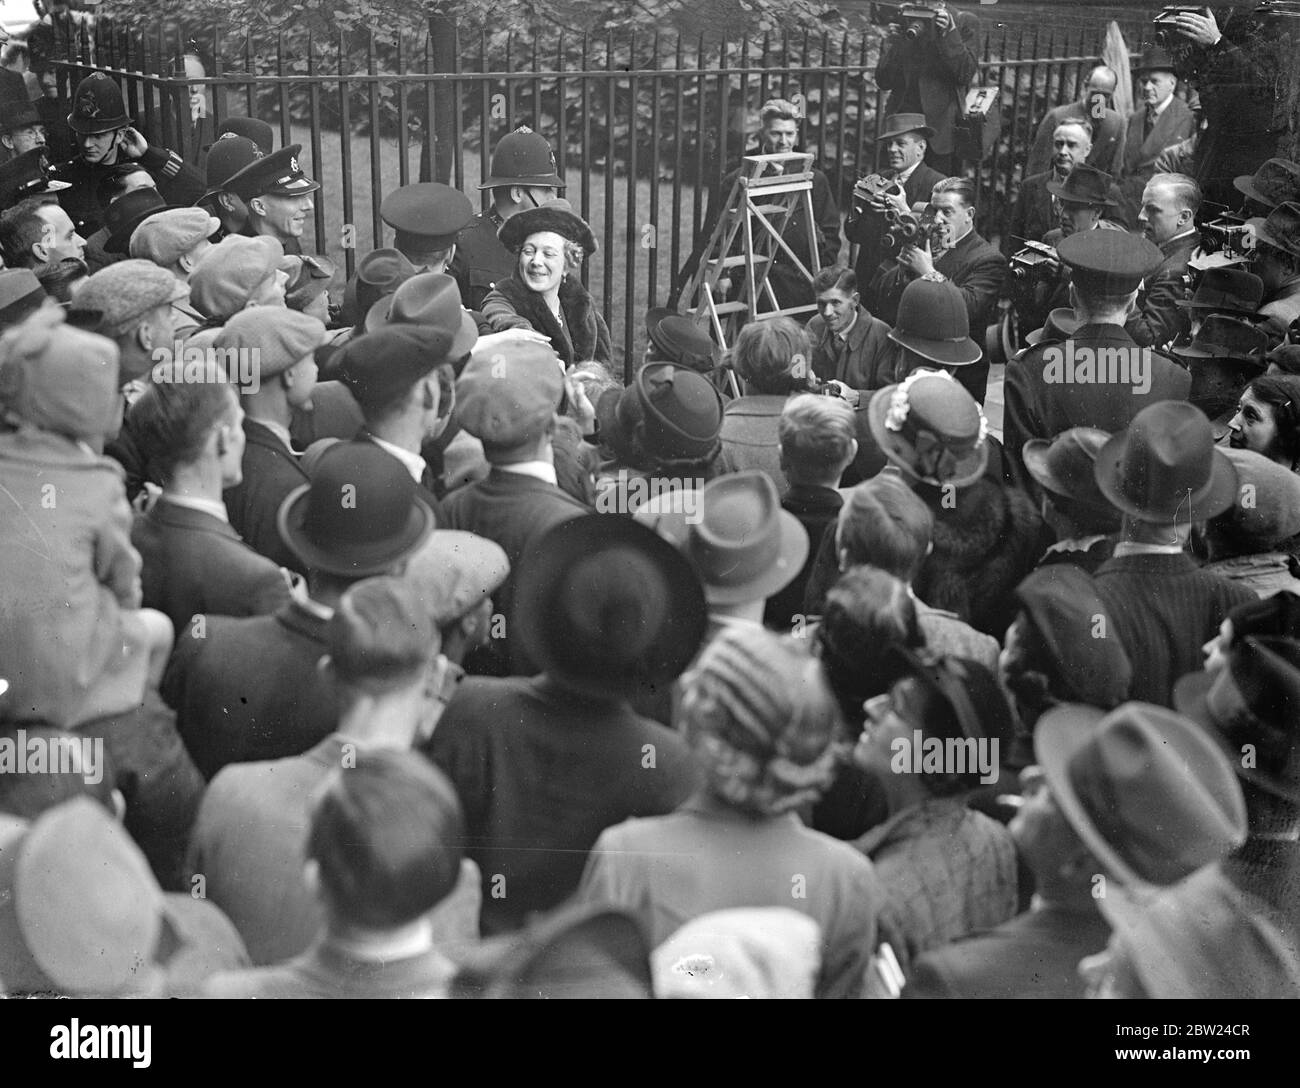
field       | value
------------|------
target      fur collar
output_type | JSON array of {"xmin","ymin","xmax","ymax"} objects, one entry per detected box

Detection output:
[{"xmin": 491, "ymin": 273, "xmax": 609, "ymax": 367}]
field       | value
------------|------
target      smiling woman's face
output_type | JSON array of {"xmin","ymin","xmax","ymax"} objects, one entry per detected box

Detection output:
[{"xmin": 519, "ymin": 230, "xmax": 566, "ymax": 296}]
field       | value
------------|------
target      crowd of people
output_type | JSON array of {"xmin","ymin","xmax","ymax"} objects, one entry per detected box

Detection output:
[{"xmin": 0, "ymin": 4, "xmax": 1299, "ymax": 1001}]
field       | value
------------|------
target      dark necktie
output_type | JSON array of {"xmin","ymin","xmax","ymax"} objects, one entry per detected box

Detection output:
[{"xmin": 1144, "ymin": 107, "xmax": 1156, "ymax": 140}]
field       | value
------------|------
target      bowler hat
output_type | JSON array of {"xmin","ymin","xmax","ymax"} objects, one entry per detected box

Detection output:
[
  {"xmin": 645, "ymin": 307, "xmax": 719, "ymax": 372},
  {"xmin": 498, "ymin": 197, "xmax": 597, "ymax": 256},
  {"xmin": 887, "ymin": 278, "xmax": 981, "ymax": 366},
  {"xmin": 364, "ymin": 272, "xmax": 478, "ymax": 359},
  {"xmin": 1172, "ymin": 313, "xmax": 1269, "ymax": 362},
  {"xmin": 277, "ymin": 440, "xmax": 435, "ymax": 577},
  {"xmin": 0, "ymin": 147, "xmax": 69, "ymax": 206},
  {"xmin": 635, "ymin": 470, "xmax": 809, "ymax": 606},
  {"xmin": 1234, "ymin": 157, "xmax": 1300, "ymax": 210},
  {"xmin": 67, "ymin": 72, "xmax": 132, "ymax": 136},
  {"xmin": 1013, "ymin": 566, "xmax": 1132, "ymax": 710},
  {"xmin": 514, "ymin": 515, "xmax": 707, "ymax": 701},
  {"xmin": 1175, "ymin": 635, "xmax": 1300, "ymax": 805},
  {"xmin": 0, "ymin": 799, "xmax": 164, "ymax": 996},
  {"xmin": 1175, "ymin": 266, "xmax": 1264, "ymax": 315},
  {"xmin": 635, "ymin": 361, "xmax": 724, "ymax": 462},
  {"xmin": 380, "ymin": 182, "xmax": 474, "ymax": 254},
  {"xmin": 867, "ymin": 369, "xmax": 990, "ymax": 489},
  {"xmin": 1251, "ymin": 201, "xmax": 1300, "ymax": 260},
  {"xmin": 1046, "ymin": 163, "xmax": 1118, "ymax": 206},
  {"xmin": 341, "ymin": 248, "xmax": 419, "ymax": 328},
  {"xmin": 0, "ymin": 269, "xmax": 49, "ymax": 330},
  {"xmin": 1022, "ymin": 426, "xmax": 1116, "ymax": 512},
  {"xmin": 104, "ymin": 190, "xmax": 183, "ymax": 255},
  {"xmin": 1133, "ymin": 46, "xmax": 1179, "ymax": 75},
  {"xmin": 878, "ymin": 112, "xmax": 936, "ymax": 141},
  {"xmin": 1024, "ymin": 306, "xmax": 1083, "ymax": 347},
  {"xmin": 477, "ymin": 125, "xmax": 564, "ymax": 190},
  {"xmin": 1094, "ymin": 400, "xmax": 1238, "ymax": 523},
  {"xmin": 1036, "ymin": 701, "xmax": 1247, "ymax": 888}
]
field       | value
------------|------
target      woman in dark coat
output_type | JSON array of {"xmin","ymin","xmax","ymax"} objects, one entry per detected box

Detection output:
[{"xmin": 479, "ymin": 198, "xmax": 612, "ymax": 367}]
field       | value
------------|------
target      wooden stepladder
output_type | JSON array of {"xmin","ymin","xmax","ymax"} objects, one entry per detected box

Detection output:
[{"xmin": 677, "ymin": 152, "xmax": 822, "ymax": 398}]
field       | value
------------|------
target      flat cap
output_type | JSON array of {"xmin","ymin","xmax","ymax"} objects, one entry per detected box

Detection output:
[
  {"xmin": 214, "ymin": 307, "xmax": 329, "ymax": 380},
  {"xmin": 327, "ymin": 325, "xmax": 448, "ymax": 414},
  {"xmin": 380, "ymin": 183, "xmax": 474, "ymax": 253},
  {"xmin": 405, "ymin": 530, "xmax": 511, "ymax": 626},
  {"xmin": 1056, "ymin": 230, "xmax": 1164, "ymax": 295},
  {"xmin": 189, "ymin": 235, "xmax": 296, "ymax": 320},
  {"xmin": 224, "ymin": 144, "xmax": 320, "ymax": 201},
  {"xmin": 129, "ymin": 207, "xmax": 220, "ymax": 268},
  {"xmin": 455, "ymin": 341, "xmax": 564, "ymax": 452},
  {"xmin": 70, "ymin": 259, "xmax": 188, "ymax": 339}
]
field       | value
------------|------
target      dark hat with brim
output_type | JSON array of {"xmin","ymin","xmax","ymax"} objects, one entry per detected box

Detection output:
[
  {"xmin": 1250, "ymin": 203, "xmax": 1300, "ymax": 261},
  {"xmin": 363, "ymin": 271, "xmax": 478, "ymax": 359},
  {"xmin": 1094, "ymin": 400, "xmax": 1238, "ymax": 523},
  {"xmin": 1176, "ymin": 266, "xmax": 1264, "ymax": 315},
  {"xmin": 645, "ymin": 307, "xmax": 719, "ymax": 372},
  {"xmin": 277, "ymin": 440, "xmax": 435, "ymax": 578},
  {"xmin": 498, "ymin": 198, "xmax": 597, "ymax": 256},
  {"xmin": 1022, "ymin": 425, "xmax": 1114, "ymax": 510},
  {"xmin": 0, "ymin": 269, "xmax": 50, "ymax": 329},
  {"xmin": 1233, "ymin": 158, "xmax": 1300, "ymax": 211},
  {"xmin": 1170, "ymin": 313, "xmax": 1269, "ymax": 363},
  {"xmin": 106, "ymin": 196, "xmax": 187, "ymax": 256},
  {"xmin": 878, "ymin": 112, "xmax": 936, "ymax": 141},
  {"xmin": 0, "ymin": 147, "xmax": 70, "ymax": 206},
  {"xmin": 515, "ymin": 515, "xmax": 707, "ymax": 701},
  {"xmin": 1133, "ymin": 46, "xmax": 1179, "ymax": 75},
  {"xmin": 1025, "ymin": 307, "xmax": 1083, "ymax": 347},
  {"xmin": 0, "ymin": 99, "xmax": 40, "ymax": 133},
  {"xmin": 887, "ymin": 278, "xmax": 982, "ymax": 366},
  {"xmin": 1046, "ymin": 163, "xmax": 1119, "ymax": 207},
  {"xmin": 477, "ymin": 125, "xmax": 564, "ymax": 190}
]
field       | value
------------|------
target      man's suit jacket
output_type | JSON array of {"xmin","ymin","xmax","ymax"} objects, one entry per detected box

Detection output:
[
  {"xmin": 188, "ymin": 734, "xmax": 483, "ymax": 966},
  {"xmin": 288, "ymin": 381, "xmax": 365, "ymax": 450},
  {"xmin": 807, "ymin": 305, "xmax": 895, "ymax": 392},
  {"xmin": 223, "ymin": 418, "xmax": 310, "ymax": 576},
  {"xmin": 846, "ymin": 161, "xmax": 948, "ymax": 290},
  {"xmin": 1118, "ymin": 96, "xmax": 1198, "ymax": 222},
  {"xmin": 161, "ymin": 598, "xmax": 339, "ymax": 779},
  {"xmin": 875, "ymin": 12, "xmax": 980, "ymax": 157},
  {"xmin": 132, "ymin": 497, "xmax": 292, "ymax": 637},
  {"xmin": 439, "ymin": 468, "xmax": 590, "ymax": 675},
  {"xmin": 1026, "ymin": 99, "xmax": 1126, "ymax": 179},
  {"xmin": 1002, "ymin": 322, "xmax": 1192, "ymax": 490},
  {"xmin": 904, "ymin": 903, "xmax": 1112, "ymax": 999},
  {"xmin": 1127, "ymin": 230, "xmax": 1198, "ymax": 349}
]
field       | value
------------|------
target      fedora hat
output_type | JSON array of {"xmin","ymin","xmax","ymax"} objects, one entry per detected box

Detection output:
[
  {"xmin": 888, "ymin": 278, "xmax": 981, "ymax": 367},
  {"xmin": 1024, "ymin": 306, "xmax": 1083, "ymax": 347},
  {"xmin": 1036, "ymin": 701, "xmax": 1247, "ymax": 888},
  {"xmin": 1172, "ymin": 313, "xmax": 1269, "ymax": 362},
  {"xmin": 277, "ymin": 440, "xmax": 435, "ymax": 578},
  {"xmin": 1174, "ymin": 635, "xmax": 1300, "ymax": 805},
  {"xmin": 514, "ymin": 514, "xmax": 707, "ymax": 700},
  {"xmin": 340, "ymin": 247, "xmax": 419, "ymax": 328},
  {"xmin": 645, "ymin": 307, "xmax": 719, "ymax": 372},
  {"xmin": 867, "ymin": 369, "xmax": 990, "ymax": 489},
  {"xmin": 1022, "ymin": 426, "xmax": 1115, "ymax": 510},
  {"xmin": 364, "ymin": 271, "xmax": 478, "ymax": 358},
  {"xmin": 1133, "ymin": 45, "xmax": 1179, "ymax": 75},
  {"xmin": 878, "ymin": 112, "xmax": 936, "ymax": 141},
  {"xmin": 1093, "ymin": 400, "xmax": 1238, "ymax": 523},
  {"xmin": 1252, "ymin": 202, "xmax": 1300, "ymax": 260},
  {"xmin": 0, "ymin": 269, "xmax": 49, "ymax": 330},
  {"xmin": 1176, "ymin": 266, "xmax": 1265, "ymax": 315},
  {"xmin": 1046, "ymin": 163, "xmax": 1118, "ymax": 206},
  {"xmin": 477, "ymin": 125, "xmax": 565, "ymax": 191},
  {"xmin": 634, "ymin": 470, "xmax": 809, "ymax": 606},
  {"xmin": 1234, "ymin": 157, "xmax": 1300, "ymax": 210},
  {"xmin": 497, "ymin": 197, "xmax": 598, "ymax": 256},
  {"xmin": 104, "ymin": 192, "xmax": 188, "ymax": 256},
  {"xmin": 67, "ymin": 72, "xmax": 132, "ymax": 136},
  {"xmin": 1098, "ymin": 865, "xmax": 1300, "ymax": 999}
]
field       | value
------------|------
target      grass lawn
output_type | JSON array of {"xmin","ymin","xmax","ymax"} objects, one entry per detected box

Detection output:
[{"xmin": 290, "ymin": 122, "xmax": 705, "ymax": 374}]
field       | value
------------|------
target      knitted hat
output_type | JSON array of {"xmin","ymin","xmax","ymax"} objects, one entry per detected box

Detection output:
[
  {"xmin": 70, "ymin": 260, "xmax": 188, "ymax": 339},
  {"xmin": 213, "ymin": 307, "xmax": 328, "ymax": 381},
  {"xmin": 454, "ymin": 341, "xmax": 565, "ymax": 454},
  {"xmin": 681, "ymin": 624, "xmax": 840, "ymax": 818},
  {"xmin": 0, "ymin": 307, "xmax": 120, "ymax": 442},
  {"xmin": 188, "ymin": 235, "xmax": 294, "ymax": 320},
  {"xmin": 129, "ymin": 208, "xmax": 221, "ymax": 268}
]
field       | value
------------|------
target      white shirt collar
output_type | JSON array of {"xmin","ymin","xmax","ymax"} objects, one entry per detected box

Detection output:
[
  {"xmin": 159, "ymin": 492, "xmax": 229, "ymax": 523},
  {"xmin": 253, "ymin": 417, "xmax": 296, "ymax": 454},
  {"xmin": 368, "ymin": 434, "xmax": 427, "ymax": 484},
  {"xmin": 497, "ymin": 460, "xmax": 558, "ymax": 485},
  {"xmin": 1148, "ymin": 95, "xmax": 1173, "ymax": 118},
  {"xmin": 838, "ymin": 310, "xmax": 859, "ymax": 342},
  {"xmin": 895, "ymin": 160, "xmax": 921, "ymax": 184},
  {"xmin": 1112, "ymin": 541, "xmax": 1186, "ymax": 557},
  {"xmin": 296, "ymin": 595, "xmax": 335, "ymax": 621}
]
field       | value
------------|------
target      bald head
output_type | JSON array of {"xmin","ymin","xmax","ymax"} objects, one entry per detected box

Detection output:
[{"xmin": 1086, "ymin": 66, "xmax": 1118, "ymax": 97}]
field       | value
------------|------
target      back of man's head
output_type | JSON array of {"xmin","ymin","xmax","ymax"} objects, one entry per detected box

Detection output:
[
  {"xmin": 307, "ymin": 749, "xmax": 464, "ymax": 930},
  {"xmin": 732, "ymin": 316, "xmax": 810, "ymax": 395},
  {"xmin": 779, "ymin": 394, "xmax": 856, "ymax": 485},
  {"xmin": 837, "ymin": 471, "xmax": 934, "ymax": 582},
  {"xmin": 327, "ymin": 576, "xmax": 438, "ymax": 695}
]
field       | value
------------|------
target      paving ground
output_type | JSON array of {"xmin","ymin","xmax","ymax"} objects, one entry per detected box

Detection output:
[{"xmin": 985, "ymin": 361, "xmax": 1006, "ymax": 441}]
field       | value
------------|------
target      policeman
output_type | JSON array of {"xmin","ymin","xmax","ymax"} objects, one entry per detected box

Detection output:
[
  {"xmin": 1003, "ymin": 230, "xmax": 1192, "ymax": 494},
  {"xmin": 223, "ymin": 143, "xmax": 320, "ymax": 255},
  {"xmin": 449, "ymin": 125, "xmax": 562, "ymax": 310},
  {"xmin": 196, "ymin": 133, "xmax": 265, "ymax": 241},
  {"xmin": 51, "ymin": 72, "xmax": 204, "ymax": 237},
  {"xmin": 379, "ymin": 182, "xmax": 474, "ymax": 275},
  {"xmin": 0, "ymin": 146, "xmax": 69, "ymax": 211}
]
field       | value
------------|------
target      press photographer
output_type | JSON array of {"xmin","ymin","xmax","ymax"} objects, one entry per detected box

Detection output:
[{"xmin": 872, "ymin": 0, "xmax": 979, "ymax": 174}]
